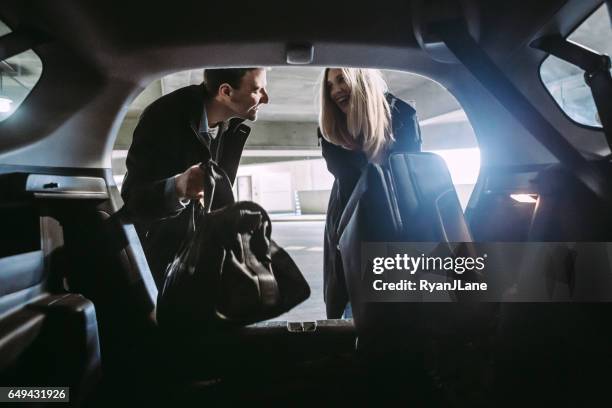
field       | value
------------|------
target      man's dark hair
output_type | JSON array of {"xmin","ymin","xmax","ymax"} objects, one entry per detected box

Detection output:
[{"xmin": 204, "ymin": 68, "xmax": 259, "ymax": 95}]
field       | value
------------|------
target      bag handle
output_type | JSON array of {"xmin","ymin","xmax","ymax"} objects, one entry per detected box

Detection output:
[
  {"xmin": 201, "ymin": 161, "xmax": 217, "ymax": 214},
  {"xmin": 198, "ymin": 160, "xmax": 236, "ymax": 215}
]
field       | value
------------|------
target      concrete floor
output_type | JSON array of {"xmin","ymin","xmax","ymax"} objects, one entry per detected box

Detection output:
[{"xmin": 269, "ymin": 220, "xmax": 328, "ymax": 322}]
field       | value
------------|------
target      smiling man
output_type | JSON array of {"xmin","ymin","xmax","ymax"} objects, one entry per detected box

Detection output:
[{"xmin": 121, "ymin": 68, "xmax": 269, "ymax": 287}]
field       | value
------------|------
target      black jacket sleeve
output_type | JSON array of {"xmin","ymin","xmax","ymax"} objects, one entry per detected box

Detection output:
[{"xmin": 121, "ymin": 108, "xmax": 187, "ymax": 223}]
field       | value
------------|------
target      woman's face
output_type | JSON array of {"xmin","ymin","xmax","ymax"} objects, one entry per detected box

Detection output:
[{"xmin": 326, "ymin": 68, "xmax": 351, "ymax": 114}]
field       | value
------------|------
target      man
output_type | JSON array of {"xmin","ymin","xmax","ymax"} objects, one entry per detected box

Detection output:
[{"xmin": 121, "ymin": 68, "xmax": 269, "ymax": 288}]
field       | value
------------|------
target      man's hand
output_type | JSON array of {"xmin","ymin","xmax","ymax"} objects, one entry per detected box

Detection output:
[{"xmin": 175, "ymin": 164, "xmax": 205, "ymax": 200}]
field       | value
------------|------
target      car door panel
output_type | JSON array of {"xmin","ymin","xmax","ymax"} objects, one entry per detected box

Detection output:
[{"xmin": 0, "ymin": 171, "xmax": 102, "ymax": 405}]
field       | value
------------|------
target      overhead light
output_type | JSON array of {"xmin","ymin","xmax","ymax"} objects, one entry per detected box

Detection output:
[
  {"xmin": 286, "ymin": 43, "xmax": 314, "ymax": 65},
  {"xmin": 0, "ymin": 97, "xmax": 12, "ymax": 113},
  {"xmin": 510, "ymin": 194, "xmax": 538, "ymax": 203}
]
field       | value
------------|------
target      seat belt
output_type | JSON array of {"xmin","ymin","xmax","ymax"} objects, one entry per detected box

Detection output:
[
  {"xmin": 531, "ymin": 35, "xmax": 612, "ymax": 150},
  {"xmin": 432, "ymin": 20, "xmax": 612, "ymax": 205}
]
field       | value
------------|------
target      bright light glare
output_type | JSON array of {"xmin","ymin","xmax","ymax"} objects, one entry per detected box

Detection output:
[
  {"xmin": 510, "ymin": 194, "xmax": 538, "ymax": 203},
  {"xmin": 0, "ymin": 97, "xmax": 13, "ymax": 113},
  {"xmin": 427, "ymin": 148, "xmax": 481, "ymax": 185}
]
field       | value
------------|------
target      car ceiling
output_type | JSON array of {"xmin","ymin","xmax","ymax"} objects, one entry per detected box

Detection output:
[{"xmin": 0, "ymin": 0, "xmax": 607, "ymax": 169}]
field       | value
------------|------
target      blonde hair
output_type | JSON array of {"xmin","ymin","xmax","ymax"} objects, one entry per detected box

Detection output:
[{"xmin": 319, "ymin": 68, "xmax": 393, "ymax": 164}]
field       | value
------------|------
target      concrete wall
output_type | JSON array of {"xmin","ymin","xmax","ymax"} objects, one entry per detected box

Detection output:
[
  {"xmin": 247, "ymin": 121, "xmax": 319, "ymax": 148},
  {"xmin": 112, "ymin": 109, "xmax": 480, "ymax": 214},
  {"xmin": 236, "ymin": 158, "xmax": 334, "ymax": 213},
  {"xmin": 298, "ymin": 190, "xmax": 332, "ymax": 214},
  {"xmin": 114, "ymin": 119, "xmax": 320, "ymax": 152},
  {"xmin": 237, "ymin": 155, "xmax": 476, "ymax": 214}
]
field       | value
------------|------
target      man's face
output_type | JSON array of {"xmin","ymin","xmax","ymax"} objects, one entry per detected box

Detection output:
[{"xmin": 227, "ymin": 69, "xmax": 269, "ymax": 121}]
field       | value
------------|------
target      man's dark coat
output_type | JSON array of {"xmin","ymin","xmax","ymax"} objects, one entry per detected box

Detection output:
[{"xmin": 121, "ymin": 84, "xmax": 250, "ymax": 287}]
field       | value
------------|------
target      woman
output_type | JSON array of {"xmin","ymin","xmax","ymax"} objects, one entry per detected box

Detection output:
[{"xmin": 318, "ymin": 68, "xmax": 422, "ymax": 319}]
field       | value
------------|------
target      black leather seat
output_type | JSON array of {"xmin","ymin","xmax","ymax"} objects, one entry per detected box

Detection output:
[
  {"xmin": 336, "ymin": 152, "xmax": 474, "ymax": 353},
  {"xmin": 330, "ymin": 152, "xmax": 484, "ymax": 402},
  {"xmin": 387, "ymin": 152, "xmax": 472, "ymax": 242}
]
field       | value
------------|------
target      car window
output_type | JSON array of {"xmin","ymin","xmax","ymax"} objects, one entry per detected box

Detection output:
[
  {"xmin": 113, "ymin": 67, "xmax": 479, "ymax": 322},
  {"xmin": 540, "ymin": 4, "xmax": 612, "ymax": 128},
  {"xmin": 0, "ymin": 20, "xmax": 43, "ymax": 122},
  {"xmin": 113, "ymin": 69, "xmax": 479, "ymax": 207}
]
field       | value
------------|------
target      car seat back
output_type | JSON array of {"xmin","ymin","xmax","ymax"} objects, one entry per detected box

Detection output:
[
  {"xmin": 388, "ymin": 152, "xmax": 472, "ymax": 241},
  {"xmin": 337, "ymin": 152, "xmax": 473, "ymax": 352}
]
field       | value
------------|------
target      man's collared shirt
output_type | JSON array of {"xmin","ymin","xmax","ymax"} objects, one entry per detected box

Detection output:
[{"xmin": 163, "ymin": 105, "xmax": 226, "ymax": 210}]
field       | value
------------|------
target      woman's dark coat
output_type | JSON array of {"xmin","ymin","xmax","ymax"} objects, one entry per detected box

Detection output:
[{"xmin": 320, "ymin": 94, "xmax": 422, "ymax": 318}]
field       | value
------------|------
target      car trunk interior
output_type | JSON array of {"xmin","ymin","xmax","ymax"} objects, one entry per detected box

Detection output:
[{"xmin": 1, "ymin": 0, "xmax": 612, "ymax": 405}]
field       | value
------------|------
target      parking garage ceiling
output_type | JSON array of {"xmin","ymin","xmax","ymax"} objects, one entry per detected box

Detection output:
[{"xmin": 127, "ymin": 67, "xmax": 458, "ymax": 123}]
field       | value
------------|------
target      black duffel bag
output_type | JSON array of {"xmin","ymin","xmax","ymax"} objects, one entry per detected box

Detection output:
[{"xmin": 156, "ymin": 160, "xmax": 310, "ymax": 330}]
